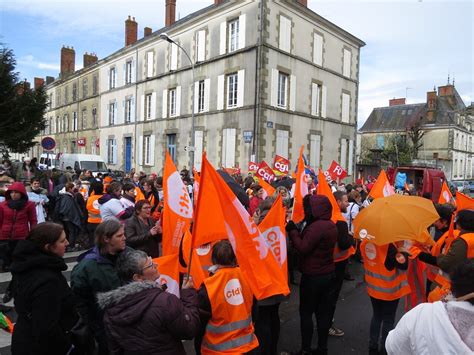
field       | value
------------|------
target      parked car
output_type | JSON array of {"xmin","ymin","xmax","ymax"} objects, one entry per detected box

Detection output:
[
  {"xmin": 469, "ymin": 180, "xmax": 474, "ymax": 193},
  {"xmin": 38, "ymin": 153, "xmax": 59, "ymax": 170},
  {"xmin": 452, "ymin": 180, "xmax": 470, "ymax": 193}
]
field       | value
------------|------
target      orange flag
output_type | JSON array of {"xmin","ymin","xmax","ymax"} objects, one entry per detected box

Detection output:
[
  {"xmin": 162, "ymin": 153, "xmax": 193, "ymax": 256},
  {"xmin": 258, "ymin": 195, "xmax": 288, "ymax": 285},
  {"xmin": 153, "ymin": 254, "xmax": 181, "ymax": 298},
  {"xmin": 198, "ymin": 155, "xmax": 289, "ymax": 299},
  {"xmin": 455, "ymin": 191, "xmax": 474, "ymax": 211},
  {"xmin": 259, "ymin": 177, "xmax": 276, "ymax": 199},
  {"xmin": 368, "ymin": 169, "xmax": 395, "ymax": 199},
  {"xmin": 316, "ymin": 169, "xmax": 345, "ymax": 223},
  {"xmin": 192, "ymin": 168, "xmax": 200, "ymax": 210},
  {"xmin": 181, "ymin": 230, "xmax": 209, "ymax": 287},
  {"xmin": 293, "ymin": 146, "xmax": 309, "ymax": 223},
  {"xmin": 438, "ymin": 181, "xmax": 454, "ymax": 204}
]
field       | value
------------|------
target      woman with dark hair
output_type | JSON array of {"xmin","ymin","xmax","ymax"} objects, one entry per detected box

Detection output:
[
  {"xmin": 120, "ymin": 182, "xmax": 136, "ymax": 209},
  {"xmin": 124, "ymin": 200, "xmax": 161, "ymax": 257},
  {"xmin": 55, "ymin": 182, "xmax": 83, "ymax": 252},
  {"xmin": 249, "ymin": 184, "xmax": 265, "ymax": 216},
  {"xmin": 142, "ymin": 179, "xmax": 159, "ymax": 215},
  {"xmin": 11, "ymin": 222, "xmax": 78, "ymax": 355},
  {"xmin": 16, "ymin": 157, "xmax": 36, "ymax": 183},
  {"xmin": 71, "ymin": 219, "xmax": 128, "ymax": 355}
]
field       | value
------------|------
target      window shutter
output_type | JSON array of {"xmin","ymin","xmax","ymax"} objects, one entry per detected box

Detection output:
[
  {"xmin": 340, "ymin": 139, "xmax": 347, "ymax": 169},
  {"xmin": 114, "ymin": 102, "xmax": 118, "ymax": 125},
  {"xmin": 147, "ymin": 52, "xmax": 154, "ymax": 78},
  {"xmin": 162, "ymin": 89, "xmax": 168, "ymax": 118},
  {"xmin": 194, "ymin": 130, "xmax": 204, "ymax": 171},
  {"xmin": 310, "ymin": 134, "xmax": 321, "ymax": 168},
  {"xmin": 313, "ymin": 33, "xmax": 323, "ymax": 66},
  {"xmin": 289, "ymin": 75, "xmax": 296, "ymax": 111},
  {"xmin": 204, "ymin": 78, "xmax": 210, "ymax": 112},
  {"xmin": 276, "ymin": 130, "xmax": 289, "ymax": 158},
  {"xmin": 123, "ymin": 64, "xmax": 126, "ymax": 86},
  {"xmin": 171, "ymin": 44, "xmax": 178, "ymax": 71},
  {"xmin": 114, "ymin": 69, "xmax": 118, "ymax": 88},
  {"xmin": 131, "ymin": 96, "xmax": 135, "ymax": 122},
  {"xmin": 217, "ymin": 75, "xmax": 225, "ymax": 110},
  {"xmin": 238, "ymin": 14, "xmax": 246, "ymax": 49},
  {"xmin": 140, "ymin": 95, "xmax": 145, "ymax": 121},
  {"xmin": 138, "ymin": 136, "xmax": 143, "ymax": 166},
  {"xmin": 342, "ymin": 93, "xmax": 350, "ymax": 123},
  {"xmin": 131, "ymin": 59, "xmax": 136, "ymax": 83},
  {"xmin": 107, "ymin": 70, "xmax": 110, "ymax": 90},
  {"xmin": 311, "ymin": 83, "xmax": 317, "ymax": 116},
  {"xmin": 219, "ymin": 21, "xmax": 227, "ymax": 55},
  {"xmin": 321, "ymin": 85, "xmax": 327, "ymax": 118},
  {"xmin": 151, "ymin": 92, "xmax": 157, "ymax": 120},
  {"xmin": 106, "ymin": 104, "xmax": 109, "ymax": 126},
  {"xmin": 348, "ymin": 139, "xmax": 354, "ymax": 175},
  {"xmin": 176, "ymin": 86, "xmax": 182, "ymax": 116},
  {"xmin": 271, "ymin": 69, "xmax": 278, "ymax": 107},
  {"xmin": 237, "ymin": 70, "xmax": 245, "ymax": 107},
  {"xmin": 150, "ymin": 135, "xmax": 155, "ymax": 167},
  {"xmin": 222, "ymin": 129, "xmax": 236, "ymax": 168},
  {"xmin": 194, "ymin": 81, "xmax": 199, "ymax": 114},
  {"xmin": 279, "ymin": 16, "xmax": 291, "ymax": 52},
  {"xmin": 343, "ymin": 49, "xmax": 351, "ymax": 77},
  {"xmin": 112, "ymin": 139, "xmax": 117, "ymax": 164},
  {"xmin": 197, "ymin": 30, "xmax": 206, "ymax": 62}
]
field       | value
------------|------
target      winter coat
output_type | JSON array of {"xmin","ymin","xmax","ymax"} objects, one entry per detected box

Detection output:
[
  {"xmin": 98, "ymin": 281, "xmax": 201, "ymax": 355},
  {"xmin": 386, "ymin": 301, "xmax": 474, "ymax": 354},
  {"xmin": 26, "ymin": 188, "xmax": 49, "ymax": 224},
  {"xmin": 11, "ymin": 239, "xmax": 78, "ymax": 355},
  {"xmin": 98, "ymin": 194, "xmax": 134, "ymax": 221},
  {"xmin": 54, "ymin": 191, "xmax": 83, "ymax": 229},
  {"xmin": 0, "ymin": 182, "xmax": 37, "ymax": 241},
  {"xmin": 124, "ymin": 214, "xmax": 161, "ymax": 257},
  {"xmin": 249, "ymin": 196, "xmax": 263, "ymax": 216},
  {"xmin": 289, "ymin": 195, "xmax": 337, "ymax": 275}
]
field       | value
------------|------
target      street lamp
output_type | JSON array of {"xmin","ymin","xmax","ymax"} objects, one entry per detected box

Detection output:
[{"xmin": 159, "ymin": 33, "xmax": 195, "ymax": 172}]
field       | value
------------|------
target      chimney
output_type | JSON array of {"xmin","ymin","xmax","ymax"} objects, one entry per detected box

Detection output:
[
  {"xmin": 125, "ymin": 16, "xmax": 138, "ymax": 46},
  {"xmin": 34, "ymin": 77, "xmax": 45, "ymax": 90},
  {"xmin": 60, "ymin": 46, "xmax": 75, "ymax": 79},
  {"xmin": 144, "ymin": 27, "xmax": 153, "ymax": 37},
  {"xmin": 17, "ymin": 81, "xmax": 30, "ymax": 95},
  {"xmin": 46, "ymin": 76, "xmax": 55, "ymax": 85},
  {"xmin": 165, "ymin": 0, "xmax": 176, "ymax": 27},
  {"xmin": 389, "ymin": 98, "xmax": 406, "ymax": 106},
  {"xmin": 426, "ymin": 89, "xmax": 437, "ymax": 122},
  {"xmin": 438, "ymin": 84, "xmax": 454, "ymax": 97},
  {"xmin": 297, "ymin": 0, "xmax": 308, "ymax": 6},
  {"xmin": 83, "ymin": 52, "xmax": 98, "ymax": 67},
  {"xmin": 214, "ymin": 0, "xmax": 224, "ymax": 4}
]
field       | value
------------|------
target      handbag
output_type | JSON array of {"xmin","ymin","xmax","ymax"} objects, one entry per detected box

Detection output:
[{"xmin": 70, "ymin": 317, "xmax": 98, "ymax": 355}]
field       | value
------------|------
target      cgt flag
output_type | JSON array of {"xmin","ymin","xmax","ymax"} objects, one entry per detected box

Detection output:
[
  {"xmin": 248, "ymin": 161, "xmax": 259, "ymax": 173},
  {"xmin": 153, "ymin": 254, "xmax": 181, "ymax": 298},
  {"xmin": 326, "ymin": 160, "xmax": 347, "ymax": 181},
  {"xmin": 273, "ymin": 155, "xmax": 290, "ymax": 176},
  {"xmin": 292, "ymin": 146, "xmax": 309, "ymax": 223},
  {"xmin": 438, "ymin": 181, "xmax": 454, "ymax": 205}
]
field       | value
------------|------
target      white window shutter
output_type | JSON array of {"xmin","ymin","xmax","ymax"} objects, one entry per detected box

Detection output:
[
  {"xmin": 197, "ymin": 30, "xmax": 206, "ymax": 62},
  {"xmin": 131, "ymin": 59, "xmax": 136, "ymax": 83},
  {"xmin": 140, "ymin": 95, "xmax": 145, "ymax": 121},
  {"xmin": 219, "ymin": 21, "xmax": 227, "ymax": 55},
  {"xmin": 217, "ymin": 75, "xmax": 225, "ymax": 110},
  {"xmin": 107, "ymin": 70, "xmax": 110, "ymax": 90},
  {"xmin": 171, "ymin": 44, "xmax": 178, "ymax": 71},
  {"xmin": 162, "ymin": 89, "xmax": 168, "ymax": 118},
  {"xmin": 123, "ymin": 64, "xmax": 126, "ymax": 86},
  {"xmin": 313, "ymin": 33, "xmax": 323, "ymax": 66},
  {"xmin": 150, "ymin": 135, "xmax": 155, "ymax": 166},
  {"xmin": 222, "ymin": 128, "xmax": 236, "ymax": 168},
  {"xmin": 106, "ymin": 104, "xmax": 109, "ymax": 126},
  {"xmin": 310, "ymin": 134, "xmax": 321, "ymax": 168},
  {"xmin": 289, "ymin": 75, "xmax": 296, "ymax": 111},
  {"xmin": 238, "ymin": 14, "xmax": 246, "ymax": 49},
  {"xmin": 204, "ymin": 78, "xmax": 210, "ymax": 112},
  {"xmin": 112, "ymin": 140, "xmax": 117, "ymax": 164},
  {"xmin": 342, "ymin": 93, "xmax": 350, "ymax": 123},
  {"xmin": 311, "ymin": 83, "xmax": 317, "ymax": 116},
  {"xmin": 194, "ymin": 82, "xmax": 199, "ymax": 114},
  {"xmin": 340, "ymin": 139, "xmax": 347, "ymax": 169},
  {"xmin": 343, "ymin": 49, "xmax": 351, "ymax": 77},
  {"xmin": 114, "ymin": 102, "xmax": 118, "ymax": 125},
  {"xmin": 147, "ymin": 52, "xmax": 154, "ymax": 78},
  {"xmin": 321, "ymin": 85, "xmax": 327, "ymax": 118},
  {"xmin": 348, "ymin": 139, "xmax": 354, "ymax": 175},
  {"xmin": 138, "ymin": 136, "xmax": 143, "ymax": 166},
  {"xmin": 271, "ymin": 69, "xmax": 278, "ymax": 107},
  {"xmin": 114, "ymin": 69, "xmax": 118, "ymax": 88},
  {"xmin": 237, "ymin": 70, "xmax": 245, "ymax": 107},
  {"xmin": 194, "ymin": 130, "xmax": 203, "ymax": 171},
  {"xmin": 151, "ymin": 92, "xmax": 157, "ymax": 120},
  {"xmin": 279, "ymin": 16, "xmax": 291, "ymax": 52},
  {"xmin": 131, "ymin": 96, "xmax": 135, "ymax": 122},
  {"xmin": 176, "ymin": 86, "xmax": 182, "ymax": 116}
]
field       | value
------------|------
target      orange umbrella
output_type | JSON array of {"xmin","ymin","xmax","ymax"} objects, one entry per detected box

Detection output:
[{"xmin": 353, "ymin": 195, "xmax": 439, "ymax": 246}]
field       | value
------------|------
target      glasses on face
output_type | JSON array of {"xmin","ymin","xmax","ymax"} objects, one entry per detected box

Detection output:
[
  {"xmin": 141, "ymin": 257, "xmax": 157, "ymax": 272},
  {"xmin": 142, "ymin": 206, "xmax": 152, "ymax": 210}
]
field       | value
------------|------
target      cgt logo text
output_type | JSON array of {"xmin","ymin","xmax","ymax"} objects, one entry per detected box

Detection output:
[
  {"xmin": 224, "ymin": 278, "xmax": 244, "ymax": 305},
  {"xmin": 257, "ymin": 169, "xmax": 274, "ymax": 182},
  {"xmin": 274, "ymin": 162, "xmax": 289, "ymax": 173}
]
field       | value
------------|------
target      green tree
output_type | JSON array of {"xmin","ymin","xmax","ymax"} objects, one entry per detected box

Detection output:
[
  {"xmin": 0, "ymin": 45, "xmax": 47, "ymax": 155},
  {"xmin": 381, "ymin": 135, "xmax": 412, "ymax": 167}
]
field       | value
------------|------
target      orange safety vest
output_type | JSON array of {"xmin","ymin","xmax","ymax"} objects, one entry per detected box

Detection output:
[
  {"xmin": 360, "ymin": 240, "xmax": 411, "ymax": 301},
  {"xmin": 135, "ymin": 186, "xmax": 145, "ymax": 201},
  {"xmin": 334, "ymin": 245, "xmax": 356, "ymax": 263},
  {"xmin": 425, "ymin": 230, "xmax": 460, "ymax": 282},
  {"xmin": 86, "ymin": 195, "xmax": 102, "ymax": 224},
  {"xmin": 201, "ymin": 267, "xmax": 259, "ymax": 354}
]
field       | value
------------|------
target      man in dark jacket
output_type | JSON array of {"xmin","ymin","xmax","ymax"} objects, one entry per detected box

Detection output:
[
  {"xmin": 54, "ymin": 182, "xmax": 83, "ymax": 251},
  {"xmin": 98, "ymin": 249, "xmax": 200, "ymax": 355},
  {"xmin": 286, "ymin": 195, "xmax": 338, "ymax": 355}
]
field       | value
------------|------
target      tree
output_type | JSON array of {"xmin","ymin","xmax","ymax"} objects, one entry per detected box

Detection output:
[
  {"xmin": 381, "ymin": 135, "xmax": 412, "ymax": 167},
  {"xmin": 0, "ymin": 45, "xmax": 47, "ymax": 155},
  {"xmin": 407, "ymin": 118, "xmax": 425, "ymax": 160}
]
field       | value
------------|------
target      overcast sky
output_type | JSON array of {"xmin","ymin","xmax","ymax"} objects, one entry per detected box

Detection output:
[{"xmin": 1, "ymin": 0, "xmax": 472, "ymax": 127}]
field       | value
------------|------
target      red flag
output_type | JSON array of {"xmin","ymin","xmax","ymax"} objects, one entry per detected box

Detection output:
[
  {"xmin": 316, "ymin": 169, "xmax": 345, "ymax": 223},
  {"xmin": 248, "ymin": 161, "xmax": 259, "ymax": 173},
  {"xmin": 153, "ymin": 254, "xmax": 180, "ymax": 298},
  {"xmin": 293, "ymin": 146, "xmax": 309, "ymax": 223},
  {"xmin": 273, "ymin": 155, "xmax": 290, "ymax": 176},
  {"xmin": 326, "ymin": 160, "xmax": 347, "ymax": 181},
  {"xmin": 368, "ymin": 169, "xmax": 395, "ymax": 199},
  {"xmin": 162, "ymin": 153, "xmax": 193, "ymax": 256},
  {"xmin": 256, "ymin": 161, "xmax": 276, "ymax": 183}
]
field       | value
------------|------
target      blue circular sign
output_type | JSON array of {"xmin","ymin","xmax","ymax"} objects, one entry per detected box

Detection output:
[{"xmin": 41, "ymin": 137, "xmax": 56, "ymax": 151}]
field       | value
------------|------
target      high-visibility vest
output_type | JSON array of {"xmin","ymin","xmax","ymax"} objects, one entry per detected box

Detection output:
[
  {"xmin": 201, "ymin": 267, "xmax": 259, "ymax": 354},
  {"xmin": 86, "ymin": 195, "xmax": 102, "ymax": 224},
  {"xmin": 360, "ymin": 240, "xmax": 411, "ymax": 301},
  {"xmin": 135, "ymin": 186, "xmax": 145, "ymax": 201},
  {"xmin": 334, "ymin": 245, "xmax": 356, "ymax": 263},
  {"xmin": 425, "ymin": 230, "xmax": 460, "ymax": 282}
]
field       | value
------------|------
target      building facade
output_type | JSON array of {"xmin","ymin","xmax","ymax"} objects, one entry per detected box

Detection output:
[{"xmin": 35, "ymin": 0, "xmax": 365, "ymax": 177}]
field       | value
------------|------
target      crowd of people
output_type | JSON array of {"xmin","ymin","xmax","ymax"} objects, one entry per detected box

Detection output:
[{"xmin": 0, "ymin": 156, "xmax": 472, "ymax": 355}]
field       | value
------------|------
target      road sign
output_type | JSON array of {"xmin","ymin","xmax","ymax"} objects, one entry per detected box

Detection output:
[
  {"xmin": 184, "ymin": 146, "xmax": 195, "ymax": 152},
  {"xmin": 41, "ymin": 137, "xmax": 56, "ymax": 151},
  {"xmin": 243, "ymin": 130, "xmax": 253, "ymax": 143}
]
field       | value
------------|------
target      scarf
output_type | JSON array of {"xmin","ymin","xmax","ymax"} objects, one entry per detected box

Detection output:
[{"xmin": 7, "ymin": 197, "xmax": 27, "ymax": 210}]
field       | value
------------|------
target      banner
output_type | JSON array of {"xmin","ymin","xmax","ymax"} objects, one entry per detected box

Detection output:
[
  {"xmin": 256, "ymin": 161, "xmax": 276, "ymax": 183},
  {"xmin": 326, "ymin": 160, "xmax": 347, "ymax": 181},
  {"xmin": 273, "ymin": 155, "xmax": 290, "ymax": 175},
  {"xmin": 248, "ymin": 161, "xmax": 259, "ymax": 173}
]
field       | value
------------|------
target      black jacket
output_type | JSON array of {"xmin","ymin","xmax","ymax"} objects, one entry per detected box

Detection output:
[{"xmin": 11, "ymin": 240, "xmax": 78, "ymax": 355}]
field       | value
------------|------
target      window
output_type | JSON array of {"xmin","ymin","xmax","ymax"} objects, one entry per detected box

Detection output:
[
  {"xmin": 343, "ymin": 48, "xmax": 351, "ymax": 77},
  {"xmin": 145, "ymin": 94, "xmax": 152, "ymax": 120},
  {"xmin": 341, "ymin": 139, "xmax": 347, "ymax": 169},
  {"xmin": 196, "ymin": 30, "xmax": 206, "ymax": 62},
  {"xmin": 82, "ymin": 78, "xmax": 88, "ymax": 98},
  {"xmin": 125, "ymin": 98, "xmax": 132, "ymax": 123},
  {"xmin": 167, "ymin": 134, "xmax": 177, "ymax": 163},
  {"xmin": 72, "ymin": 83, "xmax": 77, "ymax": 101},
  {"xmin": 454, "ymin": 158, "xmax": 458, "ymax": 177},
  {"xmin": 109, "ymin": 102, "xmax": 115, "ymax": 125},
  {"xmin": 81, "ymin": 109, "xmax": 87, "ymax": 129},
  {"xmin": 146, "ymin": 51, "xmax": 154, "ymax": 78},
  {"xmin": 109, "ymin": 67, "xmax": 116, "ymax": 89},
  {"xmin": 198, "ymin": 80, "xmax": 205, "ymax": 112},
  {"xmin": 276, "ymin": 130, "xmax": 289, "ymax": 158},
  {"xmin": 92, "ymin": 107, "xmax": 97, "ymax": 127},
  {"xmin": 220, "ymin": 15, "xmax": 245, "ymax": 55},
  {"xmin": 227, "ymin": 73, "xmax": 238, "ymax": 108},
  {"xmin": 56, "ymin": 89, "xmax": 61, "ymax": 107},
  {"xmin": 342, "ymin": 93, "xmax": 351, "ymax": 123},
  {"xmin": 376, "ymin": 135, "xmax": 385, "ymax": 149},
  {"xmin": 72, "ymin": 112, "xmax": 78, "ymax": 131},
  {"xmin": 125, "ymin": 60, "xmax": 133, "ymax": 84},
  {"xmin": 64, "ymin": 114, "xmax": 69, "ymax": 132},
  {"xmin": 49, "ymin": 93, "xmax": 53, "ymax": 108},
  {"xmin": 222, "ymin": 128, "xmax": 236, "ymax": 168},
  {"xmin": 277, "ymin": 72, "xmax": 288, "ymax": 108},
  {"xmin": 194, "ymin": 130, "xmax": 204, "ymax": 171},
  {"xmin": 169, "ymin": 88, "xmax": 177, "ymax": 117},
  {"xmin": 279, "ymin": 15, "xmax": 292, "ymax": 52},
  {"xmin": 107, "ymin": 139, "xmax": 117, "ymax": 165},
  {"xmin": 313, "ymin": 32, "xmax": 323, "ymax": 66},
  {"xmin": 312, "ymin": 83, "xmax": 321, "ymax": 116},
  {"xmin": 228, "ymin": 19, "xmax": 239, "ymax": 52},
  {"xmin": 310, "ymin": 134, "xmax": 321, "ymax": 168},
  {"xmin": 170, "ymin": 44, "xmax": 178, "ymax": 71},
  {"xmin": 56, "ymin": 116, "xmax": 60, "ymax": 133},
  {"xmin": 48, "ymin": 117, "xmax": 52, "ymax": 134},
  {"xmin": 144, "ymin": 135, "xmax": 151, "ymax": 165},
  {"xmin": 93, "ymin": 75, "xmax": 98, "ymax": 95},
  {"xmin": 64, "ymin": 86, "xmax": 69, "ymax": 104}
]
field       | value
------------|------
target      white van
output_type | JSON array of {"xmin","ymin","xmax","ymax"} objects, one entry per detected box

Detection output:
[
  {"xmin": 59, "ymin": 154, "xmax": 108, "ymax": 175},
  {"xmin": 38, "ymin": 153, "xmax": 59, "ymax": 170}
]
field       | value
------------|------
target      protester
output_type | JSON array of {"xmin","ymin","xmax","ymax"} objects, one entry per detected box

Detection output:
[
  {"xmin": 197, "ymin": 240, "xmax": 259, "ymax": 354},
  {"xmin": 11, "ymin": 223, "xmax": 78, "ymax": 355},
  {"xmin": 98, "ymin": 181, "xmax": 134, "ymax": 221},
  {"xmin": 54, "ymin": 182, "xmax": 83, "ymax": 252},
  {"xmin": 249, "ymin": 184, "xmax": 265, "ymax": 216},
  {"xmin": 86, "ymin": 182, "xmax": 104, "ymax": 247},
  {"xmin": 120, "ymin": 182, "xmax": 136, "ymax": 209},
  {"xmin": 16, "ymin": 157, "xmax": 36, "ymax": 183},
  {"xmin": 286, "ymin": 195, "xmax": 337, "ymax": 355},
  {"xmin": 26, "ymin": 177, "xmax": 49, "ymax": 223},
  {"xmin": 344, "ymin": 190, "xmax": 362, "ymax": 234},
  {"xmin": 124, "ymin": 200, "xmax": 162, "ymax": 258},
  {"xmin": 360, "ymin": 239, "xmax": 410, "ymax": 355},
  {"xmin": 98, "ymin": 249, "xmax": 201, "ymax": 354},
  {"xmin": 71, "ymin": 219, "xmax": 128, "ymax": 355},
  {"xmin": 386, "ymin": 261, "xmax": 474, "ymax": 354},
  {"xmin": 142, "ymin": 179, "xmax": 160, "ymax": 215},
  {"xmin": 432, "ymin": 203, "xmax": 455, "ymax": 241}
]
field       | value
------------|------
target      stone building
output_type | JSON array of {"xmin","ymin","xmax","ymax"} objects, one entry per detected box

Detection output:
[
  {"xmin": 359, "ymin": 84, "xmax": 474, "ymax": 180},
  {"xmin": 35, "ymin": 0, "xmax": 365, "ymax": 177}
]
